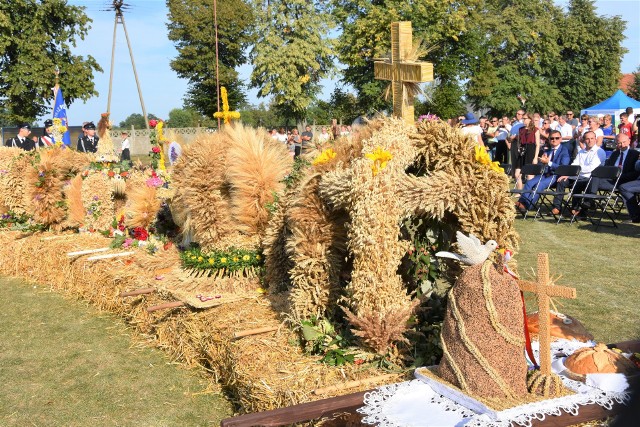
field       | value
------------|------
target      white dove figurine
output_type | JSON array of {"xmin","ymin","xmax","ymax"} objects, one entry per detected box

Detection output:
[{"xmin": 436, "ymin": 231, "xmax": 499, "ymax": 266}]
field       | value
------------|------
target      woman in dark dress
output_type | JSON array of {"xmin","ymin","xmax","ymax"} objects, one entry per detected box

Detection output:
[{"xmin": 514, "ymin": 117, "xmax": 541, "ymax": 189}]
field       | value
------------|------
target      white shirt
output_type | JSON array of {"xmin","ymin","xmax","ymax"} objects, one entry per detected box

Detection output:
[
  {"xmin": 461, "ymin": 125, "xmax": 483, "ymax": 143},
  {"xmin": 572, "ymin": 146, "xmax": 606, "ymax": 179},
  {"xmin": 317, "ymin": 132, "xmax": 330, "ymax": 142},
  {"xmin": 275, "ymin": 133, "xmax": 288, "ymax": 144},
  {"xmin": 121, "ymin": 138, "xmax": 130, "ymax": 150},
  {"xmin": 558, "ymin": 123, "xmax": 573, "ymax": 139}
]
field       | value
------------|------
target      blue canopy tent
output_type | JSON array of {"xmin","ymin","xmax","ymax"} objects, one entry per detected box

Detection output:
[{"xmin": 581, "ymin": 90, "xmax": 640, "ymax": 127}]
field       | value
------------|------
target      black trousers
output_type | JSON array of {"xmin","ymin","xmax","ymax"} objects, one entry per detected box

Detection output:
[{"xmin": 121, "ymin": 148, "xmax": 131, "ymax": 161}]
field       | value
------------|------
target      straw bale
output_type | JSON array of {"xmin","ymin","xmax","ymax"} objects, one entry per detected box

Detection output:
[
  {"xmin": 0, "ymin": 230, "xmax": 406, "ymax": 414},
  {"xmin": 0, "ymin": 152, "xmax": 34, "ymax": 215},
  {"xmin": 81, "ymin": 171, "xmax": 115, "ymax": 231},
  {"xmin": 224, "ymin": 123, "xmax": 292, "ymax": 235}
]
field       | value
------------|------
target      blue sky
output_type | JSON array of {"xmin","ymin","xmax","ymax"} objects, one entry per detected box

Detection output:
[{"xmin": 62, "ymin": 0, "xmax": 639, "ymax": 126}]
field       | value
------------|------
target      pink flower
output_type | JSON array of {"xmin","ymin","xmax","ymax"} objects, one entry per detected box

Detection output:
[
  {"xmin": 149, "ymin": 119, "xmax": 158, "ymax": 128},
  {"xmin": 123, "ymin": 238, "xmax": 133, "ymax": 248},
  {"xmin": 151, "ymin": 146, "xmax": 160, "ymax": 153}
]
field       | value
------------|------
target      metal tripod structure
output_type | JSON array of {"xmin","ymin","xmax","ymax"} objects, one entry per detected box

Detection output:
[{"xmin": 106, "ymin": 0, "xmax": 149, "ymax": 129}]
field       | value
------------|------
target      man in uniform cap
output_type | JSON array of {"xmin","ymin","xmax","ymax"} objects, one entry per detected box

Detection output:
[
  {"xmin": 5, "ymin": 123, "xmax": 35, "ymax": 151},
  {"xmin": 78, "ymin": 122, "xmax": 99, "ymax": 153}
]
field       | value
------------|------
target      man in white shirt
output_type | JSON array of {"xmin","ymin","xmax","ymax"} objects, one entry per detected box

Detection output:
[
  {"xmin": 552, "ymin": 131, "xmax": 606, "ymax": 215},
  {"xmin": 557, "ymin": 115, "xmax": 573, "ymax": 142}
]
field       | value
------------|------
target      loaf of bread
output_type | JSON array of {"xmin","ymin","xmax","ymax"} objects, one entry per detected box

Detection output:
[
  {"xmin": 527, "ymin": 311, "xmax": 593, "ymax": 343},
  {"xmin": 564, "ymin": 343, "xmax": 637, "ymax": 380}
]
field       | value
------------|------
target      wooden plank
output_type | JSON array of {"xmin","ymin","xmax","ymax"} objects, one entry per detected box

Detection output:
[
  {"xmin": 220, "ymin": 397, "xmax": 620, "ymax": 427},
  {"xmin": 86, "ymin": 251, "xmax": 134, "ymax": 261},
  {"xmin": 67, "ymin": 247, "xmax": 111, "ymax": 257},
  {"xmin": 233, "ymin": 326, "xmax": 278, "ymax": 339},
  {"xmin": 120, "ymin": 288, "xmax": 156, "ymax": 297},
  {"xmin": 147, "ymin": 301, "xmax": 185, "ymax": 312},
  {"xmin": 220, "ymin": 391, "xmax": 367, "ymax": 427}
]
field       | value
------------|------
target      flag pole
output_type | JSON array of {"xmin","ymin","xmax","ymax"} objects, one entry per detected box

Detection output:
[{"xmin": 52, "ymin": 67, "xmax": 60, "ymax": 114}]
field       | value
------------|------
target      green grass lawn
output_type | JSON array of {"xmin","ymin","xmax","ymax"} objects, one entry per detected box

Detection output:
[
  {"xmin": 0, "ymin": 278, "xmax": 231, "ymax": 426},
  {"xmin": 514, "ymin": 218, "xmax": 640, "ymax": 344}
]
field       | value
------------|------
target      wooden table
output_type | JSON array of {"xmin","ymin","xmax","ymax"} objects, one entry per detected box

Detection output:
[{"xmin": 221, "ymin": 340, "xmax": 639, "ymax": 427}]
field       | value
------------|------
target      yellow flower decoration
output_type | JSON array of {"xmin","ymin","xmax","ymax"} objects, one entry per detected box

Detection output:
[
  {"xmin": 155, "ymin": 121, "xmax": 167, "ymax": 172},
  {"xmin": 197, "ymin": 256, "xmax": 204, "ymax": 262},
  {"xmin": 474, "ymin": 145, "xmax": 504, "ymax": 174},
  {"xmin": 53, "ymin": 118, "xmax": 62, "ymax": 125},
  {"xmin": 233, "ymin": 257, "xmax": 239, "ymax": 262},
  {"xmin": 255, "ymin": 255, "xmax": 261, "ymax": 261},
  {"xmin": 242, "ymin": 254, "xmax": 250, "ymax": 261},
  {"xmin": 213, "ymin": 87, "xmax": 241, "ymax": 124},
  {"xmin": 365, "ymin": 147, "xmax": 393, "ymax": 176},
  {"xmin": 256, "ymin": 287, "xmax": 267, "ymax": 294},
  {"xmin": 191, "ymin": 255, "xmax": 196, "ymax": 260},
  {"xmin": 220, "ymin": 257, "xmax": 227, "ymax": 264},
  {"xmin": 312, "ymin": 148, "xmax": 337, "ymax": 166},
  {"xmin": 208, "ymin": 258, "xmax": 214, "ymax": 265}
]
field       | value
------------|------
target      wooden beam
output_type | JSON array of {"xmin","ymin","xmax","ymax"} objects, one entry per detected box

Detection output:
[
  {"xmin": 67, "ymin": 247, "xmax": 111, "ymax": 257},
  {"xmin": 233, "ymin": 326, "xmax": 278, "ymax": 339},
  {"xmin": 86, "ymin": 251, "xmax": 135, "ymax": 261},
  {"xmin": 147, "ymin": 301, "xmax": 185, "ymax": 312},
  {"xmin": 120, "ymin": 288, "xmax": 156, "ymax": 297}
]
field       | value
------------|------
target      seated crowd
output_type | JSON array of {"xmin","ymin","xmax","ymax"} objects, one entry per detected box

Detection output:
[{"xmin": 452, "ymin": 107, "xmax": 640, "ymax": 223}]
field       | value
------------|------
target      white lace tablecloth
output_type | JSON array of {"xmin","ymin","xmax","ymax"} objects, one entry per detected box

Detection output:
[{"xmin": 358, "ymin": 340, "xmax": 630, "ymax": 427}]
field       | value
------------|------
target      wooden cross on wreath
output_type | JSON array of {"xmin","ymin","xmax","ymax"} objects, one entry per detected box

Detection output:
[
  {"xmin": 518, "ymin": 253, "xmax": 576, "ymax": 396},
  {"xmin": 374, "ymin": 21, "xmax": 434, "ymax": 125}
]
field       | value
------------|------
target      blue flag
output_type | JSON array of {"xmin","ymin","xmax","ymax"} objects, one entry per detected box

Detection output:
[{"xmin": 53, "ymin": 87, "xmax": 71, "ymax": 146}]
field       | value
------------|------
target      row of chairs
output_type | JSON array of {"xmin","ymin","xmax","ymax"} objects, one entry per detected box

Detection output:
[{"xmin": 506, "ymin": 163, "xmax": 623, "ymax": 229}]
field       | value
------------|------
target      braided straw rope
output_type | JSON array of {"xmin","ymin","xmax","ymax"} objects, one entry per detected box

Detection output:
[
  {"xmin": 449, "ymin": 291, "xmax": 516, "ymax": 399},
  {"xmin": 440, "ymin": 335, "xmax": 469, "ymax": 392},
  {"xmin": 481, "ymin": 261, "xmax": 525, "ymax": 346}
]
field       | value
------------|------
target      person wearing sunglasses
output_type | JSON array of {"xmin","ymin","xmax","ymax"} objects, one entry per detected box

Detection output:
[{"xmin": 514, "ymin": 130, "xmax": 570, "ymax": 213}]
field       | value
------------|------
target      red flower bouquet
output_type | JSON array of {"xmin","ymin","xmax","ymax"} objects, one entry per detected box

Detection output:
[
  {"xmin": 132, "ymin": 227, "xmax": 149, "ymax": 241},
  {"xmin": 149, "ymin": 119, "xmax": 158, "ymax": 128}
]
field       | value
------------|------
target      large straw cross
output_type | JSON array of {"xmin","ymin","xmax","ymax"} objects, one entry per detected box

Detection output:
[
  {"xmin": 518, "ymin": 253, "xmax": 576, "ymax": 375},
  {"xmin": 374, "ymin": 21, "xmax": 434, "ymax": 125}
]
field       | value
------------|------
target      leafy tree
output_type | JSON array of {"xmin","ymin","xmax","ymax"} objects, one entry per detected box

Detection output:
[
  {"xmin": 465, "ymin": 0, "xmax": 565, "ymax": 116},
  {"xmin": 250, "ymin": 0, "xmax": 336, "ymax": 122},
  {"xmin": 628, "ymin": 66, "xmax": 640, "ymax": 101},
  {"xmin": 331, "ymin": 0, "xmax": 474, "ymax": 116},
  {"xmin": 118, "ymin": 113, "xmax": 159, "ymax": 129},
  {"xmin": 167, "ymin": 108, "xmax": 202, "ymax": 128},
  {"xmin": 166, "ymin": 0, "xmax": 254, "ymax": 117},
  {"xmin": 549, "ymin": 0, "xmax": 627, "ymax": 111},
  {"xmin": 0, "ymin": 1, "xmax": 102, "ymax": 123},
  {"xmin": 239, "ymin": 102, "xmax": 279, "ymax": 129}
]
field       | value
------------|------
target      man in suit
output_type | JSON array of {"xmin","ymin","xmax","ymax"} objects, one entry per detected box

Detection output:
[
  {"xmin": 579, "ymin": 133, "xmax": 640, "ymax": 212},
  {"xmin": 515, "ymin": 130, "xmax": 570, "ymax": 212},
  {"xmin": 77, "ymin": 122, "xmax": 98, "ymax": 153},
  {"xmin": 618, "ymin": 160, "xmax": 640, "ymax": 223},
  {"xmin": 5, "ymin": 123, "xmax": 35, "ymax": 151},
  {"xmin": 552, "ymin": 131, "xmax": 606, "ymax": 215}
]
